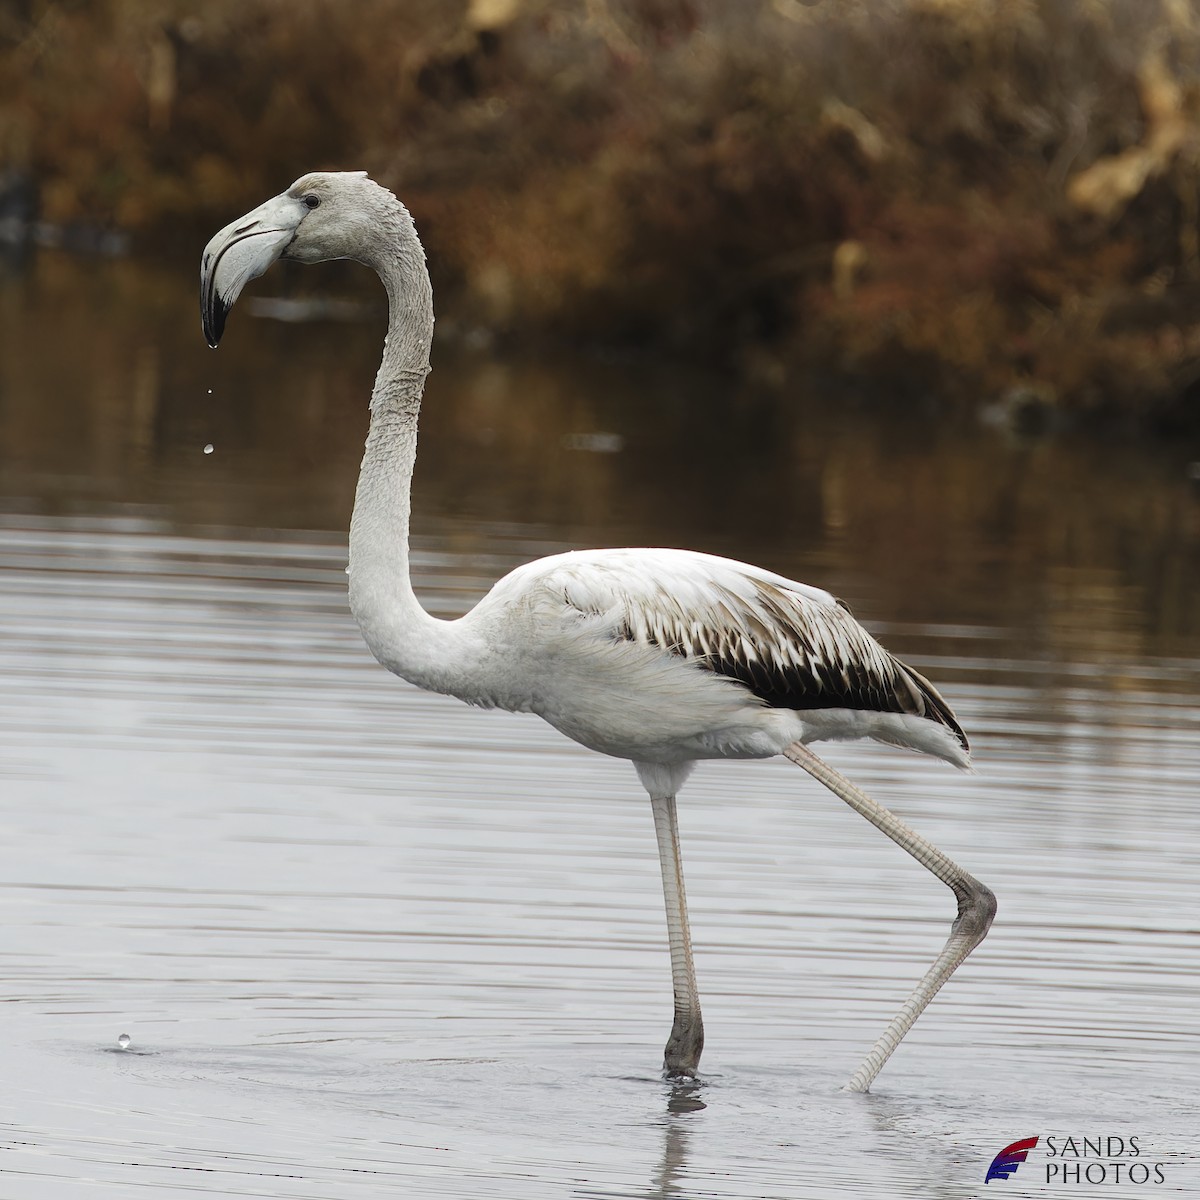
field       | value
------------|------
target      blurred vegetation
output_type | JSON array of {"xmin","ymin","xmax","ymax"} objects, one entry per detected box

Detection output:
[{"xmin": 4, "ymin": 0, "xmax": 1200, "ymax": 426}]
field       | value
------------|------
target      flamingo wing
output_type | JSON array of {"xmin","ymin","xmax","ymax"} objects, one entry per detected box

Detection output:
[{"xmin": 528, "ymin": 548, "xmax": 968, "ymax": 753}]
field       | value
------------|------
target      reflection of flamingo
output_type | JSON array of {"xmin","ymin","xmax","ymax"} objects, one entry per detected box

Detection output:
[{"xmin": 201, "ymin": 172, "xmax": 995, "ymax": 1093}]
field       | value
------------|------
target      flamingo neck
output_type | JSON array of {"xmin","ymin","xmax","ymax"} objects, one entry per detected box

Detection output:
[{"xmin": 347, "ymin": 232, "xmax": 468, "ymax": 693}]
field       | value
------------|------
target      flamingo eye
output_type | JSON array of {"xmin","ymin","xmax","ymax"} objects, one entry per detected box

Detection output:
[{"xmin": 302, "ymin": 193, "xmax": 321, "ymax": 210}]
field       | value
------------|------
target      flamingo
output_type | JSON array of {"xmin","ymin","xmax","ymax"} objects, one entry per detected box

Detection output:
[{"xmin": 200, "ymin": 171, "xmax": 995, "ymax": 1092}]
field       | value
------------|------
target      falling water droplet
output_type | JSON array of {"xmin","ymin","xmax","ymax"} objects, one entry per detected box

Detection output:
[
  {"xmin": 203, "ymin": 444, "xmax": 214, "ymax": 455},
  {"xmin": 207, "ymin": 388, "xmax": 213, "ymax": 395},
  {"xmin": 117, "ymin": 1033, "xmax": 131, "ymax": 1050}
]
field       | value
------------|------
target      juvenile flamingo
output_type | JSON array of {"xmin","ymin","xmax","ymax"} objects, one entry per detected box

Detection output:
[{"xmin": 201, "ymin": 171, "xmax": 995, "ymax": 1092}]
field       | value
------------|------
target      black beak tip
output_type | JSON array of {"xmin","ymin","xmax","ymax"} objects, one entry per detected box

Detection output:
[{"xmin": 202, "ymin": 298, "xmax": 229, "ymax": 349}]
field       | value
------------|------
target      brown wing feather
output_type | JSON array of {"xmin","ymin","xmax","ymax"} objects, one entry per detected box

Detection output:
[{"xmin": 608, "ymin": 575, "xmax": 968, "ymax": 753}]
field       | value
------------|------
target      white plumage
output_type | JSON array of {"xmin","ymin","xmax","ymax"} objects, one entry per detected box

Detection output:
[
  {"xmin": 464, "ymin": 547, "xmax": 970, "ymax": 771},
  {"xmin": 201, "ymin": 171, "xmax": 996, "ymax": 1094}
]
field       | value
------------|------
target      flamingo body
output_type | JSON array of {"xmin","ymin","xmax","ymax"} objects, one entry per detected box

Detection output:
[{"xmin": 408, "ymin": 546, "xmax": 970, "ymax": 769}]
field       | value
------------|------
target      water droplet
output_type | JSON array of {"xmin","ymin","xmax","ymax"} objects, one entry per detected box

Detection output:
[
  {"xmin": 207, "ymin": 388, "xmax": 213, "ymax": 394},
  {"xmin": 117, "ymin": 1033, "xmax": 131, "ymax": 1050},
  {"xmin": 203, "ymin": 444, "xmax": 214, "ymax": 455},
  {"xmin": 345, "ymin": 566, "xmax": 351, "ymax": 574}
]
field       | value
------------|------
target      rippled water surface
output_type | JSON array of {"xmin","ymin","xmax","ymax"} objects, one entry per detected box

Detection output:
[{"xmin": 2, "ymin": 254, "xmax": 1199, "ymax": 1197}]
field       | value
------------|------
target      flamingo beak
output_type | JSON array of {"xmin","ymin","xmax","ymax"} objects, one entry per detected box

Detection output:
[{"xmin": 200, "ymin": 193, "xmax": 306, "ymax": 347}]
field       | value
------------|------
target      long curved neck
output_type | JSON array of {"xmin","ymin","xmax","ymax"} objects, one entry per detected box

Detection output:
[{"xmin": 347, "ymin": 221, "xmax": 467, "ymax": 692}]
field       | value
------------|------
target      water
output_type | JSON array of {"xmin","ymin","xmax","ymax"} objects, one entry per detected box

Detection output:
[{"xmin": 1, "ymin": 253, "xmax": 1199, "ymax": 1197}]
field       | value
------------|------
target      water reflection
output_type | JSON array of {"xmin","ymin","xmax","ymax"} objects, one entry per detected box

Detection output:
[
  {"xmin": 650, "ymin": 1082, "xmax": 706, "ymax": 1200},
  {"xmin": 1, "ymin": 251, "xmax": 1199, "ymax": 1199},
  {"xmin": 2, "ymin": 252, "xmax": 1198, "ymax": 668}
]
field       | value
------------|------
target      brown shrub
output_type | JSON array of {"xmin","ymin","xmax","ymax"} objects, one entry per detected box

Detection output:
[{"xmin": 3, "ymin": 0, "xmax": 1200, "ymax": 421}]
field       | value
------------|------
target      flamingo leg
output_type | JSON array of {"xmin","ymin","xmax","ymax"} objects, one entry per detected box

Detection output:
[
  {"xmin": 649, "ymin": 792, "xmax": 704, "ymax": 1078},
  {"xmin": 783, "ymin": 742, "xmax": 996, "ymax": 1093}
]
